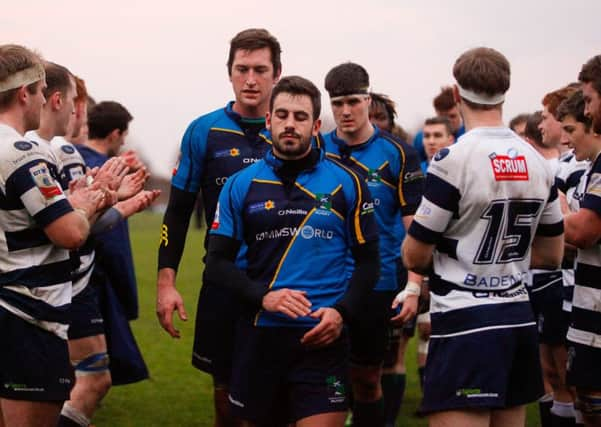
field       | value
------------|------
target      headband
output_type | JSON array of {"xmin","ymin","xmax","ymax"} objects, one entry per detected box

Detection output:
[
  {"xmin": 457, "ymin": 84, "xmax": 505, "ymax": 105},
  {"xmin": 329, "ymin": 88, "xmax": 370, "ymax": 102},
  {"xmin": 0, "ymin": 64, "xmax": 45, "ymax": 93}
]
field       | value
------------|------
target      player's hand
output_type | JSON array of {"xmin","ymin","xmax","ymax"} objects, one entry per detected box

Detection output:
[
  {"xmin": 120, "ymin": 149, "xmax": 145, "ymax": 171},
  {"xmin": 301, "ymin": 307, "xmax": 343, "ymax": 348},
  {"xmin": 117, "ymin": 168, "xmax": 150, "ymax": 200},
  {"xmin": 115, "ymin": 189, "xmax": 161, "ymax": 219},
  {"xmin": 262, "ymin": 289, "xmax": 311, "ymax": 318},
  {"xmin": 390, "ymin": 294, "xmax": 418, "ymax": 325},
  {"xmin": 94, "ymin": 157, "xmax": 129, "ymax": 191},
  {"xmin": 156, "ymin": 270, "xmax": 188, "ymax": 338},
  {"xmin": 68, "ymin": 186, "xmax": 106, "ymax": 218}
]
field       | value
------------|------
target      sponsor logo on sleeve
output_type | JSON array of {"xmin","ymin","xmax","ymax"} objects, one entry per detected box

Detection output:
[
  {"xmin": 489, "ymin": 149, "xmax": 528, "ymax": 181},
  {"xmin": 14, "ymin": 141, "xmax": 33, "ymax": 151},
  {"xmin": 434, "ymin": 148, "xmax": 450, "ymax": 161},
  {"xmin": 61, "ymin": 145, "xmax": 75, "ymax": 154},
  {"xmin": 29, "ymin": 162, "xmax": 62, "ymax": 199},
  {"xmin": 404, "ymin": 169, "xmax": 424, "ymax": 184}
]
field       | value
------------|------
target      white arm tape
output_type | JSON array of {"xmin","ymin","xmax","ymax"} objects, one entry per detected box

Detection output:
[{"xmin": 394, "ymin": 280, "xmax": 421, "ymax": 304}]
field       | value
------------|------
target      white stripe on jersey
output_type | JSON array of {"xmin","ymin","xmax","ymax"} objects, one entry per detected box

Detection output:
[
  {"xmin": 430, "ymin": 321, "xmax": 536, "ymax": 339},
  {"xmin": 572, "ymin": 284, "xmax": 601, "ymax": 312},
  {"xmin": 567, "ymin": 327, "xmax": 601, "ymax": 349}
]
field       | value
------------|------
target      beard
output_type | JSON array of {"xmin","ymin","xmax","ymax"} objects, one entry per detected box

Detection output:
[
  {"xmin": 594, "ymin": 107, "xmax": 601, "ymax": 135},
  {"xmin": 273, "ymin": 132, "xmax": 312, "ymax": 159}
]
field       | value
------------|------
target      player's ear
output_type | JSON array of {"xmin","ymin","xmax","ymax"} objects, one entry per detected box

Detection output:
[
  {"xmin": 265, "ymin": 111, "xmax": 272, "ymax": 131},
  {"xmin": 312, "ymin": 118, "xmax": 321, "ymax": 136}
]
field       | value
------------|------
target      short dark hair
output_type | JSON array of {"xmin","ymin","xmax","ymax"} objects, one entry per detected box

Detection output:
[
  {"xmin": 542, "ymin": 83, "xmax": 580, "ymax": 117},
  {"xmin": 433, "ymin": 87, "xmax": 456, "ymax": 112},
  {"xmin": 87, "ymin": 101, "xmax": 133, "ymax": 139},
  {"xmin": 0, "ymin": 44, "xmax": 42, "ymax": 111},
  {"xmin": 43, "ymin": 62, "xmax": 72, "ymax": 98},
  {"xmin": 556, "ymin": 90, "xmax": 592, "ymax": 131},
  {"xmin": 424, "ymin": 116, "xmax": 453, "ymax": 135},
  {"xmin": 227, "ymin": 28, "xmax": 282, "ymax": 78},
  {"xmin": 509, "ymin": 113, "xmax": 529, "ymax": 132},
  {"xmin": 453, "ymin": 47, "xmax": 510, "ymax": 111},
  {"xmin": 270, "ymin": 76, "xmax": 321, "ymax": 120},
  {"xmin": 324, "ymin": 62, "xmax": 369, "ymax": 98},
  {"xmin": 579, "ymin": 55, "xmax": 601, "ymax": 95},
  {"xmin": 524, "ymin": 111, "xmax": 543, "ymax": 147}
]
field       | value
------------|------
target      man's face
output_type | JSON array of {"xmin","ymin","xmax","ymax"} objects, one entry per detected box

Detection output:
[
  {"xmin": 66, "ymin": 100, "xmax": 87, "ymax": 141},
  {"xmin": 423, "ymin": 123, "xmax": 454, "ymax": 160},
  {"xmin": 562, "ymin": 115, "xmax": 594, "ymax": 161},
  {"xmin": 230, "ymin": 47, "xmax": 279, "ymax": 114},
  {"xmin": 24, "ymin": 80, "xmax": 46, "ymax": 132},
  {"xmin": 539, "ymin": 105, "xmax": 562, "ymax": 148},
  {"xmin": 267, "ymin": 92, "xmax": 320, "ymax": 160},
  {"xmin": 583, "ymin": 81, "xmax": 601, "ymax": 134},
  {"xmin": 368, "ymin": 103, "xmax": 391, "ymax": 132},
  {"xmin": 56, "ymin": 77, "xmax": 77, "ymax": 137},
  {"xmin": 436, "ymin": 106, "xmax": 462, "ymax": 133},
  {"xmin": 331, "ymin": 95, "xmax": 371, "ymax": 137},
  {"xmin": 107, "ymin": 128, "xmax": 127, "ymax": 157}
]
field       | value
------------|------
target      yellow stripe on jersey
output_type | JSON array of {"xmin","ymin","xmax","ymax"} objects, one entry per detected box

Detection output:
[
  {"xmin": 210, "ymin": 127, "xmax": 245, "ymax": 136},
  {"xmin": 252, "ymin": 179, "xmax": 283, "ymax": 185}
]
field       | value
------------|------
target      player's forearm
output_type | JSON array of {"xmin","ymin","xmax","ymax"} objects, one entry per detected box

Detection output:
[
  {"xmin": 334, "ymin": 240, "xmax": 380, "ymax": 323},
  {"xmin": 157, "ymin": 186, "xmax": 197, "ymax": 271},
  {"xmin": 205, "ymin": 234, "xmax": 267, "ymax": 307}
]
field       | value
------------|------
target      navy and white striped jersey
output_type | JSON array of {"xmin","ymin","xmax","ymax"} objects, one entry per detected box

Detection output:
[
  {"xmin": 408, "ymin": 127, "xmax": 564, "ymax": 338},
  {"xmin": 567, "ymin": 153, "xmax": 601, "ymax": 349},
  {"xmin": 0, "ymin": 124, "xmax": 74, "ymax": 339}
]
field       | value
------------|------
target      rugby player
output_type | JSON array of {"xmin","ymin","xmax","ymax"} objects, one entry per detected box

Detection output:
[
  {"xmin": 206, "ymin": 74, "xmax": 380, "ymax": 427},
  {"xmin": 509, "ymin": 113, "xmax": 529, "ymax": 140},
  {"xmin": 560, "ymin": 55, "xmax": 601, "ymax": 427},
  {"xmin": 322, "ymin": 63, "xmax": 423, "ymax": 427},
  {"xmin": 402, "ymin": 47, "xmax": 565, "ymax": 427},
  {"xmin": 156, "ymin": 28, "xmax": 282, "ymax": 426},
  {"xmin": 0, "ymin": 44, "xmax": 104, "ymax": 427},
  {"xmin": 412, "ymin": 86, "xmax": 465, "ymax": 162}
]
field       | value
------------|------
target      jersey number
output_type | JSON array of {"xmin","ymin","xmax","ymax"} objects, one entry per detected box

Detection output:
[{"xmin": 474, "ymin": 199, "xmax": 543, "ymax": 265}]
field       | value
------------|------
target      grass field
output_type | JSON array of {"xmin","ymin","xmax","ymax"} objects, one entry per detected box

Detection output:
[{"xmin": 93, "ymin": 212, "xmax": 541, "ymax": 426}]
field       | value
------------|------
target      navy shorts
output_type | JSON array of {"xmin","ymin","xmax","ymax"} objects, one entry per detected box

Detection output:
[
  {"xmin": 350, "ymin": 290, "xmax": 396, "ymax": 366},
  {"xmin": 229, "ymin": 320, "xmax": 350, "ymax": 424},
  {"xmin": 0, "ymin": 307, "xmax": 74, "ymax": 401},
  {"xmin": 528, "ymin": 272, "xmax": 569, "ymax": 345},
  {"xmin": 421, "ymin": 324, "xmax": 543, "ymax": 413},
  {"xmin": 68, "ymin": 284, "xmax": 104, "ymax": 340},
  {"xmin": 192, "ymin": 273, "xmax": 243, "ymax": 385},
  {"xmin": 567, "ymin": 342, "xmax": 601, "ymax": 390}
]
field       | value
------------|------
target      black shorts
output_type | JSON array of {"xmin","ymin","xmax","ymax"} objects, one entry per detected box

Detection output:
[
  {"xmin": 0, "ymin": 307, "xmax": 74, "ymax": 401},
  {"xmin": 421, "ymin": 324, "xmax": 543, "ymax": 413},
  {"xmin": 192, "ymin": 273, "xmax": 243, "ymax": 385},
  {"xmin": 68, "ymin": 284, "xmax": 104, "ymax": 340},
  {"xmin": 567, "ymin": 342, "xmax": 601, "ymax": 390},
  {"xmin": 528, "ymin": 273, "xmax": 569, "ymax": 345},
  {"xmin": 349, "ymin": 290, "xmax": 396, "ymax": 366},
  {"xmin": 229, "ymin": 320, "xmax": 349, "ymax": 424}
]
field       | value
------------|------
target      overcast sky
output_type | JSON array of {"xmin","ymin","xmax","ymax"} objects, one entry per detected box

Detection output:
[{"xmin": 5, "ymin": 0, "xmax": 601, "ymax": 178}]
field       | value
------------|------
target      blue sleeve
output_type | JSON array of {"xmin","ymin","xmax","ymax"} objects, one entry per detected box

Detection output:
[
  {"xmin": 209, "ymin": 171, "xmax": 247, "ymax": 241},
  {"xmin": 398, "ymin": 143, "xmax": 425, "ymax": 216},
  {"xmin": 171, "ymin": 118, "xmax": 208, "ymax": 193}
]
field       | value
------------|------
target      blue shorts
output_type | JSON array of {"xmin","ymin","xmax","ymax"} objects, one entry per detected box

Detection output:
[
  {"xmin": 528, "ymin": 272, "xmax": 569, "ymax": 345},
  {"xmin": 68, "ymin": 284, "xmax": 104, "ymax": 340},
  {"xmin": 421, "ymin": 324, "xmax": 543, "ymax": 413},
  {"xmin": 229, "ymin": 319, "xmax": 349, "ymax": 424},
  {"xmin": 350, "ymin": 290, "xmax": 396, "ymax": 366},
  {"xmin": 0, "ymin": 307, "xmax": 74, "ymax": 401},
  {"xmin": 567, "ymin": 342, "xmax": 601, "ymax": 390},
  {"xmin": 192, "ymin": 274, "xmax": 243, "ymax": 385}
]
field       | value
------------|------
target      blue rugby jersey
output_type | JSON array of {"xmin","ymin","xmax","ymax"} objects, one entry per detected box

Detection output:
[
  {"xmin": 210, "ymin": 148, "xmax": 379, "ymax": 327},
  {"xmin": 408, "ymin": 127, "xmax": 564, "ymax": 337},
  {"xmin": 567, "ymin": 153, "xmax": 601, "ymax": 350},
  {"xmin": 323, "ymin": 127, "xmax": 424, "ymax": 292},
  {"xmin": 0, "ymin": 124, "xmax": 74, "ymax": 339},
  {"xmin": 172, "ymin": 102, "xmax": 272, "ymax": 227}
]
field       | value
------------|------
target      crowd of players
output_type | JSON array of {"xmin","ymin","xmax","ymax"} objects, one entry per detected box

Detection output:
[{"xmin": 1, "ymin": 27, "xmax": 601, "ymax": 427}]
